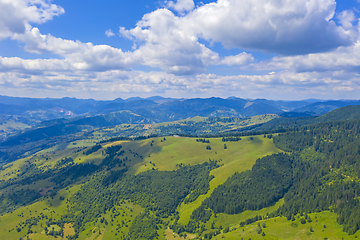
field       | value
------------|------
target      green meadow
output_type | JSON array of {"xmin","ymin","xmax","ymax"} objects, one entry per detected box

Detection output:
[{"xmin": 212, "ymin": 211, "xmax": 358, "ymax": 240}]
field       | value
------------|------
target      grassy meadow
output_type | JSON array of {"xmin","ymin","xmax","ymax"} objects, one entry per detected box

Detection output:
[{"xmin": 211, "ymin": 211, "xmax": 358, "ymax": 240}]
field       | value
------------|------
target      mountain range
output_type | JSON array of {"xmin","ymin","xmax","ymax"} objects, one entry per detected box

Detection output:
[{"xmin": 1, "ymin": 95, "xmax": 360, "ymax": 125}]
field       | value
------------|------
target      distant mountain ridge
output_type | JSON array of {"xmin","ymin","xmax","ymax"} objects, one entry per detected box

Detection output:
[
  {"xmin": 0, "ymin": 95, "xmax": 358, "ymax": 120},
  {"xmin": 0, "ymin": 95, "xmax": 359, "ymax": 142}
]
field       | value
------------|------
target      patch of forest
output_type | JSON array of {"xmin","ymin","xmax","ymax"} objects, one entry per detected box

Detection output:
[
  {"xmin": 272, "ymin": 120, "xmax": 360, "ymax": 234},
  {"xmin": 169, "ymin": 119, "xmax": 360, "ymax": 237},
  {"xmin": 193, "ymin": 153, "xmax": 292, "ymax": 218},
  {"xmin": 60, "ymin": 160, "xmax": 218, "ymax": 238}
]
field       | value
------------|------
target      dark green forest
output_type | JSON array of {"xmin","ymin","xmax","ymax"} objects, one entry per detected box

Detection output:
[
  {"xmin": 171, "ymin": 119, "xmax": 360, "ymax": 236},
  {"xmin": 59, "ymin": 161, "xmax": 218, "ymax": 238},
  {"xmin": 193, "ymin": 153, "xmax": 292, "ymax": 216}
]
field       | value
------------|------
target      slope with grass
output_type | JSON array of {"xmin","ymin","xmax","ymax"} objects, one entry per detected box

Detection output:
[
  {"xmin": 213, "ymin": 211, "xmax": 359, "ymax": 240},
  {"xmin": 0, "ymin": 134, "xmax": 281, "ymax": 240},
  {"xmin": 0, "ymin": 114, "xmax": 278, "ymax": 165},
  {"xmin": 1, "ymin": 117, "xmax": 360, "ymax": 240}
]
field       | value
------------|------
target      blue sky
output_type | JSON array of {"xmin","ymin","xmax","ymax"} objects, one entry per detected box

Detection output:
[{"xmin": 1, "ymin": 0, "xmax": 360, "ymax": 100}]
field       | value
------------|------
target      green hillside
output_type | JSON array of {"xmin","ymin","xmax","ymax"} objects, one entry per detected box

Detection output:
[
  {"xmin": 1, "ymin": 112, "xmax": 360, "ymax": 239},
  {"xmin": 0, "ymin": 114, "xmax": 278, "ymax": 165},
  {"xmin": 0, "ymin": 134, "xmax": 281, "ymax": 239},
  {"xmin": 256, "ymin": 104, "xmax": 360, "ymax": 133},
  {"xmin": 314, "ymin": 104, "xmax": 360, "ymax": 122}
]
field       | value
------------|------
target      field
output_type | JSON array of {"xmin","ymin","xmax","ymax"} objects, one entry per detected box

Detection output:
[{"xmin": 213, "ymin": 211, "xmax": 358, "ymax": 240}]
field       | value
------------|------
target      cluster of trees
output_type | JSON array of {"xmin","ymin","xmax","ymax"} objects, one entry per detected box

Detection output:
[
  {"xmin": 191, "ymin": 153, "xmax": 292, "ymax": 219},
  {"xmin": 221, "ymin": 137, "xmax": 241, "ymax": 142},
  {"xmin": 264, "ymin": 134, "xmax": 273, "ymax": 139},
  {"xmin": 240, "ymin": 215, "xmax": 264, "ymax": 227},
  {"xmin": 100, "ymin": 145, "xmax": 126, "ymax": 168},
  {"xmin": 0, "ymin": 188, "xmax": 42, "ymax": 214},
  {"xmin": 127, "ymin": 211, "xmax": 161, "ymax": 240},
  {"xmin": 55, "ymin": 157, "xmax": 74, "ymax": 167},
  {"xmin": 196, "ymin": 138, "xmax": 210, "ymax": 143},
  {"xmin": 84, "ymin": 144, "xmax": 102, "ymax": 155},
  {"xmin": 44, "ymin": 225, "xmax": 63, "ymax": 237}
]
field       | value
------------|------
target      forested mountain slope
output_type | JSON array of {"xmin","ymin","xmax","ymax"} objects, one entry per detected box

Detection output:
[
  {"xmin": 1, "ymin": 105, "xmax": 360, "ymax": 239},
  {"xmin": 254, "ymin": 104, "xmax": 360, "ymax": 132}
]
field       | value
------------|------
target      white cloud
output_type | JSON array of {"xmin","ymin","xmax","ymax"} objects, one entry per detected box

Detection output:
[
  {"xmin": 114, "ymin": 0, "xmax": 358, "ymax": 75},
  {"xmin": 333, "ymin": 86, "xmax": 354, "ymax": 92},
  {"xmin": 337, "ymin": 10, "xmax": 356, "ymax": 30},
  {"xmin": 120, "ymin": 0, "xmax": 356, "ymax": 57},
  {"xmin": 220, "ymin": 53, "xmax": 254, "ymax": 66},
  {"xmin": 105, "ymin": 29, "xmax": 115, "ymax": 37},
  {"xmin": 252, "ymin": 39, "xmax": 360, "ymax": 74},
  {"xmin": 11, "ymin": 25, "xmax": 140, "ymax": 71},
  {"xmin": 0, "ymin": 0, "xmax": 64, "ymax": 40},
  {"xmin": 186, "ymin": 0, "xmax": 356, "ymax": 55},
  {"xmin": 120, "ymin": 9, "xmax": 220, "ymax": 75},
  {"xmin": 0, "ymin": 0, "xmax": 360, "ymax": 100},
  {"xmin": 1, "ymin": 64, "xmax": 359, "ymax": 100},
  {"xmin": 2, "ymin": 0, "xmax": 357, "ymax": 77},
  {"xmin": 166, "ymin": 0, "xmax": 195, "ymax": 14}
]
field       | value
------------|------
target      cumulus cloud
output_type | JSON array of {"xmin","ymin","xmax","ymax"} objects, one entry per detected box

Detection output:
[
  {"xmin": 120, "ymin": 9, "xmax": 220, "ymax": 75},
  {"xmin": 0, "ymin": 0, "xmax": 64, "ymax": 39},
  {"xmin": 120, "ymin": 0, "xmax": 357, "ymax": 57},
  {"xmin": 1, "ymin": 0, "xmax": 360, "ymax": 100},
  {"xmin": 220, "ymin": 53, "xmax": 254, "ymax": 66},
  {"xmin": 194, "ymin": 0, "xmax": 357, "ymax": 55},
  {"xmin": 166, "ymin": 0, "xmax": 195, "ymax": 14},
  {"xmin": 11, "ymin": 25, "xmax": 139, "ymax": 71},
  {"xmin": 337, "ymin": 10, "xmax": 357, "ymax": 30},
  {"xmin": 252, "ymin": 39, "xmax": 360, "ymax": 74},
  {"xmin": 2, "ymin": 0, "xmax": 357, "ymax": 76},
  {"xmin": 1, "ymin": 68, "xmax": 359, "ymax": 100},
  {"xmin": 105, "ymin": 29, "xmax": 115, "ymax": 37}
]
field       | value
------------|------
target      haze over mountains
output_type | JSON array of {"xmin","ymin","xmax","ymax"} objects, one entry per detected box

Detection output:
[
  {"xmin": 1, "ymin": 95, "xmax": 360, "ymax": 124},
  {"xmin": 1, "ymin": 95, "xmax": 360, "ymax": 144}
]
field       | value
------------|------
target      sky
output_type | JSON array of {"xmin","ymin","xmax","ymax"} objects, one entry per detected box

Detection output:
[{"xmin": 1, "ymin": 0, "xmax": 360, "ymax": 100}]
